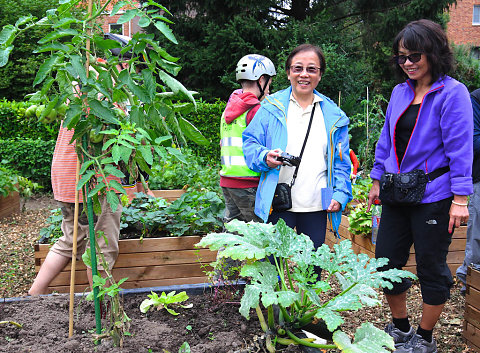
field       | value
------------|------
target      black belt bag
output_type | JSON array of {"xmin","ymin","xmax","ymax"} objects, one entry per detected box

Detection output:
[{"xmin": 379, "ymin": 166, "xmax": 449, "ymax": 206}]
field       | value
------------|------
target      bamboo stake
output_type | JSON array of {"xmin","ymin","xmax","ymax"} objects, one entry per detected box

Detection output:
[
  {"xmin": 338, "ymin": 91, "xmax": 341, "ymax": 108},
  {"xmin": 68, "ymin": 0, "xmax": 94, "ymax": 338}
]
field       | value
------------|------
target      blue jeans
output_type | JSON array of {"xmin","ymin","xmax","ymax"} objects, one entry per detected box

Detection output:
[{"xmin": 456, "ymin": 182, "xmax": 480, "ymax": 287}]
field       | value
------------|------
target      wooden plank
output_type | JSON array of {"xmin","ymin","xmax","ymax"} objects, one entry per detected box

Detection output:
[
  {"xmin": 468, "ymin": 267, "xmax": 480, "ymax": 292},
  {"xmin": 35, "ymin": 236, "xmax": 206, "ymax": 258},
  {"xmin": 151, "ymin": 189, "xmax": 185, "ymax": 201},
  {"xmin": 463, "ymin": 319, "xmax": 480, "ymax": 350},
  {"xmin": 47, "ymin": 276, "xmax": 210, "ymax": 294},
  {"xmin": 37, "ymin": 249, "xmax": 217, "ymax": 271},
  {"xmin": 465, "ymin": 304, "xmax": 480, "ymax": 329},
  {"xmin": 0, "ymin": 190, "xmax": 20, "ymax": 219},
  {"xmin": 466, "ymin": 286, "xmax": 480, "ymax": 310},
  {"xmin": 405, "ymin": 251, "xmax": 465, "ymax": 267}
]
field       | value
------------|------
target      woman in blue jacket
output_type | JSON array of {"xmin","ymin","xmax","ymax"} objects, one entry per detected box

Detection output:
[
  {"xmin": 368, "ymin": 20, "xmax": 473, "ymax": 353},
  {"xmin": 242, "ymin": 44, "xmax": 352, "ymax": 267}
]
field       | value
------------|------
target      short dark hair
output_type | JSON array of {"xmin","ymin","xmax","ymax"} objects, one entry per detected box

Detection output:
[
  {"xmin": 285, "ymin": 44, "xmax": 326, "ymax": 75},
  {"xmin": 392, "ymin": 19, "xmax": 453, "ymax": 83}
]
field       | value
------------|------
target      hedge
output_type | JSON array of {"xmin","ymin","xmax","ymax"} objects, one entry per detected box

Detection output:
[
  {"xmin": 0, "ymin": 99, "xmax": 59, "ymax": 141},
  {"xmin": 184, "ymin": 99, "xmax": 225, "ymax": 163},
  {"xmin": 0, "ymin": 138, "xmax": 55, "ymax": 189}
]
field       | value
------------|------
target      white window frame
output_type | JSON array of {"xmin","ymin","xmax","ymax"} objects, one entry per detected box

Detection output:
[
  {"xmin": 109, "ymin": 23, "xmax": 123, "ymax": 35},
  {"xmin": 473, "ymin": 5, "xmax": 480, "ymax": 25}
]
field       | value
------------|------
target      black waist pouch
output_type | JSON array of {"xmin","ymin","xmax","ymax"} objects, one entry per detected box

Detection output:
[
  {"xmin": 379, "ymin": 166, "xmax": 449, "ymax": 206},
  {"xmin": 272, "ymin": 183, "xmax": 292, "ymax": 212}
]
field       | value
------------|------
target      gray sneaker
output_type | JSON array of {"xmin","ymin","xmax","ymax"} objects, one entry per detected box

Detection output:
[
  {"xmin": 394, "ymin": 334, "xmax": 438, "ymax": 353},
  {"xmin": 385, "ymin": 323, "xmax": 415, "ymax": 347}
]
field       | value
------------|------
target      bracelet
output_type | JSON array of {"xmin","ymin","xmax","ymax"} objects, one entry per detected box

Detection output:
[{"xmin": 452, "ymin": 200, "xmax": 468, "ymax": 206}]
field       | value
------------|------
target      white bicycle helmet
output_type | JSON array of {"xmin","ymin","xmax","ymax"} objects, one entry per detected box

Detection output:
[{"xmin": 235, "ymin": 54, "xmax": 276, "ymax": 81}]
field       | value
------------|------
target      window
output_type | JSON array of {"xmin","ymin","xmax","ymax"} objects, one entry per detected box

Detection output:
[
  {"xmin": 109, "ymin": 23, "xmax": 123, "ymax": 35},
  {"xmin": 471, "ymin": 47, "xmax": 480, "ymax": 60},
  {"xmin": 474, "ymin": 5, "xmax": 480, "ymax": 25}
]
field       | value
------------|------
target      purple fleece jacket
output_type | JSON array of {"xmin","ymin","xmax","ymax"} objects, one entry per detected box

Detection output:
[{"xmin": 371, "ymin": 76, "xmax": 474, "ymax": 202}]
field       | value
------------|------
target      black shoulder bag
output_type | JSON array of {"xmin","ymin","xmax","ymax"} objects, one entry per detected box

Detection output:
[
  {"xmin": 272, "ymin": 104, "xmax": 316, "ymax": 212},
  {"xmin": 379, "ymin": 166, "xmax": 450, "ymax": 206}
]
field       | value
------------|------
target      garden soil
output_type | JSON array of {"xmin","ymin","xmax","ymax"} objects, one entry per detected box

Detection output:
[{"xmin": 0, "ymin": 195, "xmax": 476, "ymax": 352}]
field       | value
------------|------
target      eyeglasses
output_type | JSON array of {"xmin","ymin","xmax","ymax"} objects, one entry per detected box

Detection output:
[
  {"xmin": 395, "ymin": 53, "xmax": 422, "ymax": 65},
  {"xmin": 289, "ymin": 65, "xmax": 321, "ymax": 74}
]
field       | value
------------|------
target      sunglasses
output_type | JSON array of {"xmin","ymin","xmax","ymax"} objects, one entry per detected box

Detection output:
[
  {"xmin": 289, "ymin": 65, "xmax": 321, "ymax": 74},
  {"xmin": 395, "ymin": 53, "xmax": 422, "ymax": 65}
]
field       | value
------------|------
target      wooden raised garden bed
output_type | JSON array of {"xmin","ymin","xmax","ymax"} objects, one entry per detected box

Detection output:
[
  {"xmin": 34, "ymin": 236, "xmax": 217, "ymax": 293},
  {"xmin": 151, "ymin": 189, "xmax": 185, "ymax": 202},
  {"xmin": 325, "ymin": 215, "xmax": 467, "ymax": 276},
  {"xmin": 0, "ymin": 190, "xmax": 20, "ymax": 219},
  {"xmin": 464, "ymin": 266, "xmax": 480, "ymax": 351}
]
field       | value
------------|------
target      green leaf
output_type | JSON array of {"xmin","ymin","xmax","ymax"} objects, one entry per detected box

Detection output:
[
  {"xmin": 0, "ymin": 25, "xmax": 16, "ymax": 45},
  {"xmin": 158, "ymin": 70, "xmax": 195, "ymax": 104},
  {"xmin": 117, "ymin": 9, "xmax": 138, "ymax": 24},
  {"xmin": 87, "ymin": 182, "xmax": 106, "ymax": 198},
  {"xmin": 108, "ymin": 179, "xmax": 127, "ymax": 195},
  {"xmin": 142, "ymin": 69, "xmax": 156, "ymax": 101},
  {"xmin": 138, "ymin": 16, "xmax": 151, "ymax": 28},
  {"xmin": 154, "ymin": 21, "xmax": 177, "ymax": 44},
  {"xmin": 138, "ymin": 145, "xmax": 153, "ymax": 166},
  {"xmin": 333, "ymin": 323, "xmax": 395, "ymax": 352},
  {"xmin": 118, "ymin": 69, "xmax": 151, "ymax": 103},
  {"xmin": 69, "ymin": 54, "xmax": 87, "ymax": 84},
  {"xmin": 106, "ymin": 190, "xmax": 120, "ymax": 212},
  {"xmin": 15, "ymin": 15, "xmax": 33, "ymax": 27},
  {"xmin": 38, "ymin": 28, "xmax": 77, "ymax": 44},
  {"xmin": 88, "ymin": 100, "xmax": 121, "ymax": 125},
  {"xmin": 178, "ymin": 117, "xmax": 210, "ymax": 146},
  {"xmin": 33, "ymin": 56, "xmax": 58, "ymax": 86},
  {"xmin": 53, "ymin": 17, "xmax": 80, "ymax": 28},
  {"xmin": 104, "ymin": 164, "xmax": 126, "ymax": 178},
  {"xmin": 77, "ymin": 170, "xmax": 95, "ymax": 190},
  {"xmin": 111, "ymin": 1, "xmax": 128, "ymax": 16},
  {"xmin": 0, "ymin": 45, "xmax": 13, "ymax": 67},
  {"xmin": 34, "ymin": 42, "xmax": 71, "ymax": 53}
]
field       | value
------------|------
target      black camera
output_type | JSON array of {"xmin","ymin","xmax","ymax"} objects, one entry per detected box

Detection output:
[{"xmin": 277, "ymin": 152, "xmax": 301, "ymax": 167}]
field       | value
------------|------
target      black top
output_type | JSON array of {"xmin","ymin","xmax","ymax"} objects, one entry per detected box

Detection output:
[{"xmin": 395, "ymin": 103, "xmax": 420, "ymax": 166}]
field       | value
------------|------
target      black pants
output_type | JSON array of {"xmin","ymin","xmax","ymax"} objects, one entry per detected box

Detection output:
[{"xmin": 375, "ymin": 197, "xmax": 453, "ymax": 305}]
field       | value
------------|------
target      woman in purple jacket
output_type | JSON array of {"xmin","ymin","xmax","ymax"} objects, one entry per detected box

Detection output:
[{"xmin": 368, "ymin": 20, "xmax": 473, "ymax": 353}]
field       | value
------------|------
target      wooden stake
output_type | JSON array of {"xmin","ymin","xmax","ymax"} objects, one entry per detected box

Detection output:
[{"xmin": 69, "ymin": 0, "xmax": 93, "ymax": 338}]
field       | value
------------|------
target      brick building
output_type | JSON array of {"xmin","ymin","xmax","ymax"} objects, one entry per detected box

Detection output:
[
  {"xmin": 447, "ymin": 0, "xmax": 480, "ymax": 50},
  {"xmin": 82, "ymin": 0, "xmax": 142, "ymax": 37}
]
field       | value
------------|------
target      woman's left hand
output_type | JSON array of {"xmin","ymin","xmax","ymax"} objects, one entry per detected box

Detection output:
[
  {"xmin": 448, "ymin": 195, "xmax": 469, "ymax": 233},
  {"xmin": 326, "ymin": 199, "xmax": 341, "ymax": 213}
]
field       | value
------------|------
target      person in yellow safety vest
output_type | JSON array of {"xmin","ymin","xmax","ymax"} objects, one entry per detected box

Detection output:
[{"xmin": 219, "ymin": 54, "xmax": 276, "ymax": 224}]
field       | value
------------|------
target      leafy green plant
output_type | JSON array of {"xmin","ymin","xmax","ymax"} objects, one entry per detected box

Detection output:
[
  {"xmin": 140, "ymin": 290, "xmax": 192, "ymax": 315},
  {"xmin": 0, "ymin": 138, "xmax": 56, "ymax": 189},
  {"xmin": 38, "ymin": 208, "xmax": 63, "ymax": 244},
  {"xmin": 349, "ymin": 94, "xmax": 388, "ymax": 172},
  {"xmin": 83, "ymin": 234, "xmax": 131, "ymax": 347},
  {"xmin": 149, "ymin": 147, "xmax": 220, "ymax": 194},
  {"xmin": 162, "ymin": 341, "xmax": 191, "ymax": 353},
  {"xmin": 197, "ymin": 219, "xmax": 416, "ymax": 352},
  {"xmin": 0, "ymin": 162, "xmax": 17, "ymax": 197},
  {"xmin": 120, "ymin": 190, "xmax": 224, "ymax": 238},
  {"xmin": 347, "ymin": 178, "xmax": 374, "ymax": 238}
]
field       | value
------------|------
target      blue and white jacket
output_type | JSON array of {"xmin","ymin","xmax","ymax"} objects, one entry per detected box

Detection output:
[{"xmin": 242, "ymin": 87, "xmax": 352, "ymax": 233}]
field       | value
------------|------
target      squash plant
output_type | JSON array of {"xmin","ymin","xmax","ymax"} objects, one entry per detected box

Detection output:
[{"xmin": 197, "ymin": 219, "xmax": 416, "ymax": 352}]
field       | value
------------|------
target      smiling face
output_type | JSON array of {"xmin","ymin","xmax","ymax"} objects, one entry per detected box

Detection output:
[
  {"xmin": 287, "ymin": 50, "xmax": 322, "ymax": 103},
  {"xmin": 397, "ymin": 42, "xmax": 432, "ymax": 86}
]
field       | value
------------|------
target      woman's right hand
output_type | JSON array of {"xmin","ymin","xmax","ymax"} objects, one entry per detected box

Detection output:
[
  {"xmin": 266, "ymin": 149, "xmax": 283, "ymax": 168},
  {"xmin": 367, "ymin": 179, "xmax": 380, "ymax": 211}
]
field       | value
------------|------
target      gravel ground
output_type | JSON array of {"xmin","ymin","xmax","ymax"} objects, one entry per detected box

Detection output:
[{"xmin": 0, "ymin": 194, "xmax": 475, "ymax": 351}]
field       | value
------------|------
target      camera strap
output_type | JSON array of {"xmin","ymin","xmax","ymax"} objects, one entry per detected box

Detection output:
[{"xmin": 290, "ymin": 103, "xmax": 316, "ymax": 187}]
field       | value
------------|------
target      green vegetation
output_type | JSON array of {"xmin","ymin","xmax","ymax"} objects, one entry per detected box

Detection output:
[
  {"xmin": 347, "ymin": 178, "xmax": 374, "ymax": 238},
  {"xmin": 198, "ymin": 219, "xmax": 416, "ymax": 352},
  {"xmin": 140, "ymin": 290, "xmax": 192, "ymax": 315}
]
